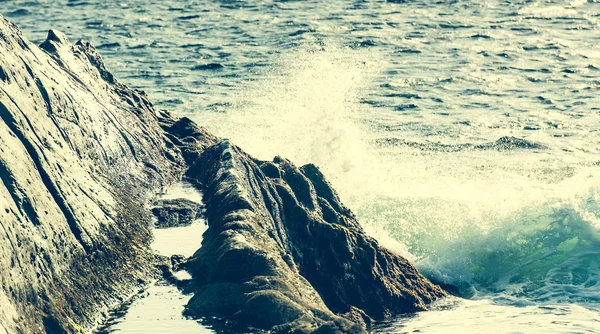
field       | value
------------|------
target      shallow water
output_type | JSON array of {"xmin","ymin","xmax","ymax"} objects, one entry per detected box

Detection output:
[
  {"xmin": 150, "ymin": 222, "xmax": 206, "ymax": 258},
  {"xmin": 4, "ymin": 0, "xmax": 600, "ymax": 332},
  {"xmin": 97, "ymin": 183, "xmax": 212, "ymax": 333},
  {"xmin": 99, "ymin": 284, "xmax": 212, "ymax": 334}
]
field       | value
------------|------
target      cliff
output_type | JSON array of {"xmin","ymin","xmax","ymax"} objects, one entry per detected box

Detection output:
[{"xmin": 0, "ymin": 15, "xmax": 446, "ymax": 333}]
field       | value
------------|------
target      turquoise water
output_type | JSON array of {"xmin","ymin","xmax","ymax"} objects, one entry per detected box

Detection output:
[{"xmin": 4, "ymin": 0, "xmax": 600, "ymax": 332}]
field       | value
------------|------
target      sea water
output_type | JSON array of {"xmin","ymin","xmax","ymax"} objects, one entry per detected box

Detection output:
[
  {"xmin": 97, "ymin": 183, "xmax": 213, "ymax": 333},
  {"xmin": 4, "ymin": 0, "xmax": 600, "ymax": 332}
]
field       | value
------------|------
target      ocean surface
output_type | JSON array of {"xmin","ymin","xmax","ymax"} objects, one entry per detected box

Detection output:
[{"xmin": 3, "ymin": 0, "xmax": 600, "ymax": 332}]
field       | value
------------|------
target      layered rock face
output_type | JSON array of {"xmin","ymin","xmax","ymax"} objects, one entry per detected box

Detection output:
[
  {"xmin": 0, "ymin": 16, "xmax": 183, "ymax": 333},
  {"xmin": 0, "ymin": 15, "xmax": 446, "ymax": 334}
]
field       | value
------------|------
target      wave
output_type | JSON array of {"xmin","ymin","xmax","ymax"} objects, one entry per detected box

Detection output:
[
  {"xmin": 194, "ymin": 41, "xmax": 600, "ymax": 309},
  {"xmin": 416, "ymin": 187, "xmax": 600, "ymax": 307},
  {"xmin": 373, "ymin": 298, "xmax": 600, "ymax": 333},
  {"xmin": 376, "ymin": 136, "xmax": 547, "ymax": 152}
]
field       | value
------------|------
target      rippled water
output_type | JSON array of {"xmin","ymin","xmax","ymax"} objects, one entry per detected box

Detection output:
[
  {"xmin": 373, "ymin": 298, "xmax": 600, "ymax": 334},
  {"xmin": 4, "ymin": 0, "xmax": 600, "ymax": 332}
]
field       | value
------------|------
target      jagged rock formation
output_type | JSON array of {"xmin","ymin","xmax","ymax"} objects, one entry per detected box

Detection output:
[
  {"xmin": 0, "ymin": 16, "xmax": 184, "ymax": 333},
  {"xmin": 0, "ymin": 14, "xmax": 446, "ymax": 334},
  {"xmin": 161, "ymin": 117, "xmax": 447, "ymax": 332}
]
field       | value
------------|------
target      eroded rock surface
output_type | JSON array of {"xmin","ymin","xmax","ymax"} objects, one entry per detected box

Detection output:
[
  {"xmin": 0, "ymin": 15, "xmax": 184, "ymax": 333},
  {"xmin": 0, "ymin": 15, "xmax": 446, "ymax": 334}
]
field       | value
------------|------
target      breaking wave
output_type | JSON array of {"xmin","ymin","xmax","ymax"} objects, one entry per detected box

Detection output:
[{"xmin": 197, "ymin": 42, "xmax": 600, "ymax": 309}]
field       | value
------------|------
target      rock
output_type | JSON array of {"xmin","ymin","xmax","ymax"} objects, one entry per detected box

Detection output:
[
  {"xmin": 377, "ymin": 136, "xmax": 547, "ymax": 152},
  {"xmin": 151, "ymin": 198, "xmax": 202, "ymax": 228},
  {"xmin": 156, "ymin": 254, "xmax": 191, "ymax": 288},
  {"xmin": 491, "ymin": 136, "xmax": 546, "ymax": 150},
  {"xmin": 0, "ymin": 15, "xmax": 183, "ymax": 333},
  {"xmin": 159, "ymin": 116, "xmax": 218, "ymax": 165},
  {"xmin": 177, "ymin": 140, "xmax": 447, "ymax": 333},
  {"xmin": 170, "ymin": 254, "xmax": 186, "ymax": 269},
  {"xmin": 0, "ymin": 14, "xmax": 447, "ymax": 334},
  {"xmin": 341, "ymin": 307, "xmax": 374, "ymax": 328},
  {"xmin": 428, "ymin": 279, "xmax": 461, "ymax": 297}
]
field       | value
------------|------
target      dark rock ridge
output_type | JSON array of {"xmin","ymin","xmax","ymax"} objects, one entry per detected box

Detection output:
[
  {"xmin": 151, "ymin": 198, "xmax": 202, "ymax": 228},
  {"xmin": 163, "ymin": 120, "xmax": 447, "ymax": 332},
  {"xmin": 0, "ymin": 15, "xmax": 447, "ymax": 333}
]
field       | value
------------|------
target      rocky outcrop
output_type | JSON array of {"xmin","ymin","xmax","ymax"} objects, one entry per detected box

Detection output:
[
  {"xmin": 162, "ymin": 118, "xmax": 447, "ymax": 332},
  {"xmin": 0, "ymin": 14, "xmax": 446, "ymax": 334},
  {"xmin": 0, "ymin": 15, "xmax": 184, "ymax": 333}
]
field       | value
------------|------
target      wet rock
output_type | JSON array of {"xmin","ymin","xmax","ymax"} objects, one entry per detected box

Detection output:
[
  {"xmin": 156, "ymin": 254, "xmax": 191, "ymax": 289},
  {"xmin": 159, "ymin": 116, "xmax": 218, "ymax": 165},
  {"xmin": 0, "ymin": 15, "xmax": 183, "ymax": 333},
  {"xmin": 176, "ymin": 140, "xmax": 447, "ymax": 333},
  {"xmin": 428, "ymin": 279, "xmax": 461, "ymax": 297},
  {"xmin": 151, "ymin": 198, "xmax": 202, "ymax": 228},
  {"xmin": 342, "ymin": 307, "xmax": 374, "ymax": 328},
  {"xmin": 170, "ymin": 254, "xmax": 186, "ymax": 269}
]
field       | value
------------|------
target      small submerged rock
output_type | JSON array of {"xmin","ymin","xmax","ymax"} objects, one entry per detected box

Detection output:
[{"xmin": 152, "ymin": 198, "xmax": 203, "ymax": 228}]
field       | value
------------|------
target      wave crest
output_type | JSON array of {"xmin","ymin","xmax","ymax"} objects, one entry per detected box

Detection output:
[{"xmin": 417, "ymin": 187, "xmax": 600, "ymax": 307}]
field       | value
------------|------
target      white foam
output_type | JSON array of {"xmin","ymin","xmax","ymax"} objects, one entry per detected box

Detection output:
[
  {"xmin": 374, "ymin": 298, "xmax": 600, "ymax": 334},
  {"xmin": 200, "ymin": 41, "xmax": 378, "ymax": 181},
  {"xmin": 518, "ymin": 2, "xmax": 579, "ymax": 18}
]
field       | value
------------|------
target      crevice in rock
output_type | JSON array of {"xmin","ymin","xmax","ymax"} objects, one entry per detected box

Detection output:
[
  {"xmin": 0, "ymin": 65, "xmax": 7, "ymax": 82},
  {"xmin": 33, "ymin": 77, "xmax": 76, "ymax": 152},
  {"xmin": 0, "ymin": 158, "xmax": 41, "ymax": 226},
  {"xmin": 0, "ymin": 100, "xmax": 90, "ymax": 253}
]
